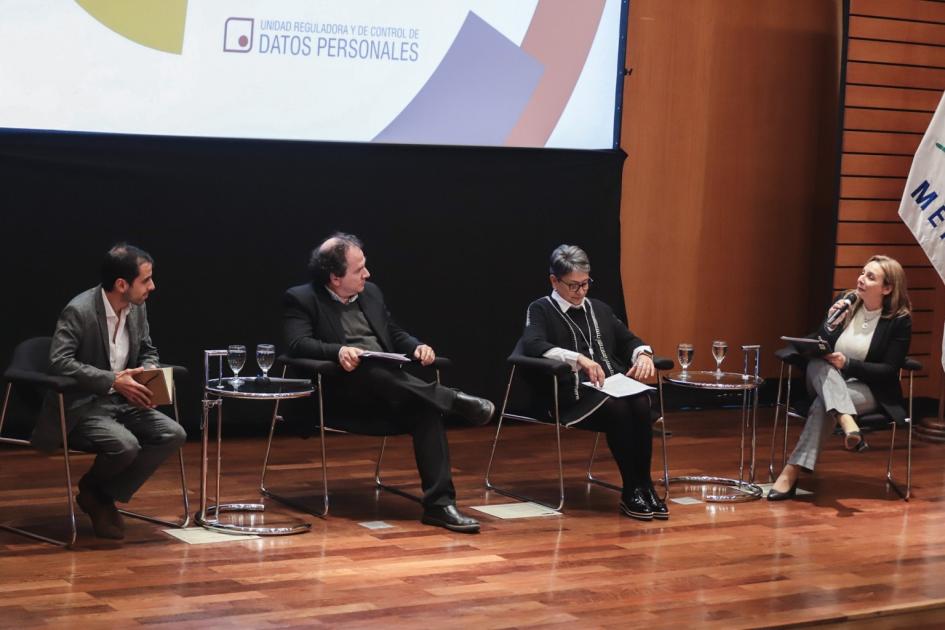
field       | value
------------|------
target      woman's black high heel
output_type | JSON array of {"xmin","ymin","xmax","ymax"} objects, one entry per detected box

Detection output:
[
  {"xmin": 844, "ymin": 430, "xmax": 869, "ymax": 452},
  {"xmin": 767, "ymin": 482, "xmax": 798, "ymax": 501}
]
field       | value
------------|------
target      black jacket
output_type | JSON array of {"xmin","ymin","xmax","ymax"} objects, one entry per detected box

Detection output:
[
  {"xmin": 818, "ymin": 309, "xmax": 912, "ymax": 423},
  {"xmin": 283, "ymin": 281, "xmax": 421, "ymax": 362},
  {"xmin": 521, "ymin": 295, "xmax": 645, "ymax": 405}
]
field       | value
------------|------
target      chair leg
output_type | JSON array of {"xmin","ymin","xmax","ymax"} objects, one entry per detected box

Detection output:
[
  {"xmin": 585, "ymin": 432, "xmax": 621, "ymax": 492},
  {"xmin": 484, "ymin": 368, "xmax": 565, "ymax": 511},
  {"xmin": 0, "ymin": 381, "xmax": 11, "ymax": 436},
  {"xmin": 886, "ymin": 370, "xmax": 914, "ymax": 501},
  {"xmin": 118, "ymin": 383, "xmax": 191, "ymax": 529},
  {"xmin": 0, "ymin": 393, "xmax": 77, "ymax": 547},
  {"xmin": 374, "ymin": 436, "xmax": 423, "ymax": 503},
  {"xmin": 768, "ymin": 362, "xmax": 785, "ymax": 482},
  {"xmin": 260, "ymin": 370, "xmax": 330, "ymax": 517}
]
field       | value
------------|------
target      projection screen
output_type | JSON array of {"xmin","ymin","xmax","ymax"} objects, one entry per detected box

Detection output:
[{"xmin": 0, "ymin": 0, "xmax": 629, "ymax": 149}]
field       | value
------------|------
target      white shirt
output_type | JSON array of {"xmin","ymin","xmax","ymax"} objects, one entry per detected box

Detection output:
[
  {"xmin": 101, "ymin": 289, "xmax": 130, "ymax": 373},
  {"xmin": 835, "ymin": 304, "xmax": 882, "ymax": 363},
  {"xmin": 542, "ymin": 291, "xmax": 652, "ymax": 371},
  {"xmin": 326, "ymin": 286, "xmax": 358, "ymax": 304}
]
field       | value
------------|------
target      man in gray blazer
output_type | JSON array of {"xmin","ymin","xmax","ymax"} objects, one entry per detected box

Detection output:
[{"xmin": 35, "ymin": 244, "xmax": 186, "ymax": 539}]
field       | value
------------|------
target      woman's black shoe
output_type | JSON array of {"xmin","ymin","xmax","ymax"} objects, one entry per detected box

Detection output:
[
  {"xmin": 643, "ymin": 485, "xmax": 670, "ymax": 520},
  {"xmin": 767, "ymin": 482, "xmax": 798, "ymax": 501},
  {"xmin": 619, "ymin": 488, "xmax": 654, "ymax": 521},
  {"xmin": 844, "ymin": 430, "xmax": 869, "ymax": 452}
]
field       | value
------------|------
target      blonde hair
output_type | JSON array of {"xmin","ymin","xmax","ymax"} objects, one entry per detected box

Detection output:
[{"xmin": 850, "ymin": 254, "xmax": 911, "ymax": 320}]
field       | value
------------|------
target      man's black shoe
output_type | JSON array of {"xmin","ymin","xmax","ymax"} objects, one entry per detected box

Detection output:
[
  {"xmin": 421, "ymin": 504, "xmax": 481, "ymax": 533},
  {"xmin": 452, "ymin": 392, "xmax": 495, "ymax": 426}
]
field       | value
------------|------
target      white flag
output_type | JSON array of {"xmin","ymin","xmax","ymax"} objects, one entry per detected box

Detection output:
[{"xmin": 898, "ymin": 90, "xmax": 945, "ymax": 374}]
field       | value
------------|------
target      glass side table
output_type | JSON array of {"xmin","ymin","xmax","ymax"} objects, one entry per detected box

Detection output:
[
  {"xmin": 665, "ymin": 345, "xmax": 764, "ymax": 502},
  {"xmin": 197, "ymin": 349, "xmax": 315, "ymax": 535}
]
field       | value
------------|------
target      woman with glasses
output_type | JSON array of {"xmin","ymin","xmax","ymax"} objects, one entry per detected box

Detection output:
[
  {"xmin": 768, "ymin": 254, "xmax": 912, "ymax": 500},
  {"xmin": 520, "ymin": 244, "xmax": 666, "ymax": 521}
]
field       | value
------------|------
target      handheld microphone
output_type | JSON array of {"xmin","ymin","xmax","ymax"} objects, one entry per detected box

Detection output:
[{"xmin": 826, "ymin": 291, "xmax": 858, "ymax": 327}]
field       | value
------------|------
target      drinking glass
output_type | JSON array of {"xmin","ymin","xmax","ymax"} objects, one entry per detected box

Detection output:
[
  {"xmin": 228, "ymin": 344, "xmax": 247, "ymax": 386},
  {"xmin": 256, "ymin": 344, "xmax": 275, "ymax": 379},
  {"xmin": 677, "ymin": 343, "xmax": 694, "ymax": 373},
  {"xmin": 711, "ymin": 340, "xmax": 728, "ymax": 376}
]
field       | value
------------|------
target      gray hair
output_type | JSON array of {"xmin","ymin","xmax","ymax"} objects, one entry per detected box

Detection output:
[{"xmin": 549, "ymin": 244, "xmax": 591, "ymax": 277}]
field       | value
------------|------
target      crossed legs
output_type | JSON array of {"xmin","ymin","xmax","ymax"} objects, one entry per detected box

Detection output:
[{"xmin": 771, "ymin": 359, "xmax": 879, "ymax": 495}]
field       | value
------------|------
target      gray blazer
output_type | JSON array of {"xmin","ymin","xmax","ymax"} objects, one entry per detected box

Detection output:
[{"xmin": 33, "ymin": 286, "xmax": 159, "ymax": 451}]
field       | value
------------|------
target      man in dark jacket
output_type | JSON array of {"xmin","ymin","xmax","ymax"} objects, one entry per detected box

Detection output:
[{"xmin": 283, "ymin": 232, "xmax": 494, "ymax": 533}]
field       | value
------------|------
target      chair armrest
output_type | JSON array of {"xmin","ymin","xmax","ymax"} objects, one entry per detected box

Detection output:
[
  {"xmin": 3, "ymin": 368, "xmax": 80, "ymax": 393},
  {"xmin": 278, "ymin": 353, "xmax": 451, "ymax": 377},
  {"xmin": 507, "ymin": 353, "xmax": 573, "ymax": 377},
  {"xmin": 427, "ymin": 356, "xmax": 452, "ymax": 370},
  {"xmin": 775, "ymin": 346, "xmax": 806, "ymax": 367},
  {"xmin": 904, "ymin": 357, "xmax": 922, "ymax": 372},
  {"xmin": 278, "ymin": 354, "xmax": 340, "ymax": 376},
  {"xmin": 652, "ymin": 355, "xmax": 673, "ymax": 371}
]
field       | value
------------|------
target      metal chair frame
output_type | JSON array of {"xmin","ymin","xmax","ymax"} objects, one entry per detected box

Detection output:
[
  {"xmin": 259, "ymin": 358, "xmax": 447, "ymax": 518},
  {"xmin": 768, "ymin": 352, "xmax": 919, "ymax": 501},
  {"xmin": 484, "ymin": 357, "xmax": 671, "ymax": 512},
  {"xmin": 0, "ymin": 369, "xmax": 190, "ymax": 547}
]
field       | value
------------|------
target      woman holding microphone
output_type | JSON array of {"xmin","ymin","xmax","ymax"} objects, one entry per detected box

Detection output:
[{"xmin": 768, "ymin": 255, "xmax": 912, "ymax": 500}]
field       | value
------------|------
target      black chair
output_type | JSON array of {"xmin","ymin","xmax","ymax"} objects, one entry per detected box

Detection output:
[
  {"xmin": 768, "ymin": 346, "xmax": 921, "ymax": 500},
  {"xmin": 0, "ymin": 337, "xmax": 191, "ymax": 547},
  {"xmin": 484, "ymin": 339, "xmax": 673, "ymax": 511},
  {"xmin": 259, "ymin": 354, "xmax": 452, "ymax": 517}
]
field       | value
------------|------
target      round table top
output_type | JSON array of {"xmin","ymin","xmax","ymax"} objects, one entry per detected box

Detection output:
[
  {"xmin": 205, "ymin": 377, "xmax": 314, "ymax": 400},
  {"xmin": 665, "ymin": 370, "xmax": 763, "ymax": 390}
]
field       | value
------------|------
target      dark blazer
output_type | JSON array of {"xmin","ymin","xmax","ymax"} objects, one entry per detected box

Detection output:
[
  {"xmin": 818, "ymin": 309, "xmax": 912, "ymax": 423},
  {"xmin": 34, "ymin": 286, "xmax": 160, "ymax": 451},
  {"xmin": 284, "ymin": 281, "xmax": 421, "ymax": 361},
  {"xmin": 521, "ymin": 295, "xmax": 646, "ymax": 407}
]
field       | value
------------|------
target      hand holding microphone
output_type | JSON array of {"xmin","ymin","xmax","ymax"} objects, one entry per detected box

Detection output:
[{"xmin": 825, "ymin": 291, "xmax": 857, "ymax": 331}]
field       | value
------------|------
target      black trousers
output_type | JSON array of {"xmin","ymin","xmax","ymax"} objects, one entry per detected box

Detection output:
[
  {"xmin": 324, "ymin": 361, "xmax": 459, "ymax": 508},
  {"xmin": 566, "ymin": 392, "xmax": 654, "ymax": 496}
]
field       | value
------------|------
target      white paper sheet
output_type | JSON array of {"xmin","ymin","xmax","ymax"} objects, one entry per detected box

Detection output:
[
  {"xmin": 360, "ymin": 351, "xmax": 411, "ymax": 363},
  {"xmin": 581, "ymin": 373, "xmax": 654, "ymax": 398}
]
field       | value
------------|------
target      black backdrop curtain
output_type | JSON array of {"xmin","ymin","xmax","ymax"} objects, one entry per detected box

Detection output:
[{"xmin": 0, "ymin": 132, "xmax": 625, "ymax": 434}]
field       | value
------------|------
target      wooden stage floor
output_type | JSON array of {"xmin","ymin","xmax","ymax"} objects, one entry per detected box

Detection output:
[{"xmin": 3, "ymin": 408, "xmax": 945, "ymax": 629}]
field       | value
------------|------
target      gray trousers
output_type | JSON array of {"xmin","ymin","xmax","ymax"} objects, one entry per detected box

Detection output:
[
  {"xmin": 787, "ymin": 358, "xmax": 878, "ymax": 472},
  {"xmin": 67, "ymin": 393, "xmax": 187, "ymax": 503}
]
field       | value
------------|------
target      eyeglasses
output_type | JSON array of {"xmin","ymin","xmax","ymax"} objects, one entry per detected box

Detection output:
[{"xmin": 557, "ymin": 277, "xmax": 593, "ymax": 292}]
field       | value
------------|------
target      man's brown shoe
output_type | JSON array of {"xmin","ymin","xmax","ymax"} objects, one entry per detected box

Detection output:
[{"xmin": 76, "ymin": 478, "xmax": 124, "ymax": 540}]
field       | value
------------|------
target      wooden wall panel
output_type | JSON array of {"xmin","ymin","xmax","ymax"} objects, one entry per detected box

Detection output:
[
  {"xmin": 844, "ymin": 85, "xmax": 940, "ymax": 111},
  {"xmin": 840, "ymin": 176, "xmax": 907, "ymax": 199},
  {"xmin": 842, "ymin": 131, "xmax": 920, "ymax": 156},
  {"xmin": 835, "ymin": 266, "xmax": 942, "ymax": 289},
  {"xmin": 846, "ymin": 62, "xmax": 945, "ymax": 90},
  {"xmin": 841, "ymin": 154, "xmax": 915, "ymax": 176},
  {"xmin": 836, "ymin": 221, "xmax": 918, "ymax": 244},
  {"xmin": 620, "ymin": 1, "xmax": 842, "ymax": 378},
  {"xmin": 848, "ymin": 40, "xmax": 945, "ymax": 67},
  {"xmin": 836, "ymin": 0, "xmax": 945, "ymax": 395},
  {"xmin": 838, "ymin": 199, "xmax": 901, "ymax": 221},
  {"xmin": 852, "ymin": 0, "xmax": 945, "ymax": 22}
]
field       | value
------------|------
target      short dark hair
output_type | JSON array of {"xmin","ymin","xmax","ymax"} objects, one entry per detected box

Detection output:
[
  {"xmin": 308, "ymin": 232, "xmax": 363, "ymax": 285},
  {"xmin": 100, "ymin": 243, "xmax": 153, "ymax": 291},
  {"xmin": 549, "ymin": 244, "xmax": 591, "ymax": 278}
]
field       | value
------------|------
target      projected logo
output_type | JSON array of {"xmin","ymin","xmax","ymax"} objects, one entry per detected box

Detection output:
[
  {"xmin": 224, "ymin": 18, "xmax": 255, "ymax": 53},
  {"xmin": 373, "ymin": 0, "xmax": 608, "ymax": 148},
  {"xmin": 74, "ymin": 0, "xmax": 188, "ymax": 54}
]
